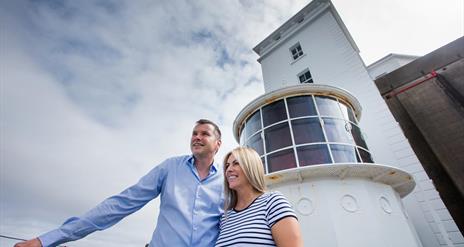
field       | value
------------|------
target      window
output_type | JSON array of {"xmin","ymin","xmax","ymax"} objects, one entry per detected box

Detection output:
[
  {"xmin": 322, "ymin": 118, "xmax": 354, "ymax": 144},
  {"xmin": 330, "ymin": 144, "xmax": 358, "ymax": 163},
  {"xmin": 262, "ymin": 99, "xmax": 287, "ymax": 127},
  {"xmin": 298, "ymin": 69, "xmax": 313, "ymax": 84},
  {"xmin": 351, "ymin": 124, "xmax": 368, "ymax": 149},
  {"xmin": 292, "ymin": 118, "xmax": 325, "ymax": 144},
  {"xmin": 297, "ymin": 144, "xmax": 331, "ymax": 166},
  {"xmin": 245, "ymin": 110, "xmax": 261, "ymax": 138},
  {"xmin": 264, "ymin": 122, "xmax": 292, "ymax": 152},
  {"xmin": 290, "ymin": 43, "xmax": 304, "ymax": 60},
  {"xmin": 358, "ymin": 148, "xmax": 374, "ymax": 163},
  {"xmin": 248, "ymin": 132, "xmax": 264, "ymax": 155},
  {"xmin": 267, "ymin": 148, "xmax": 297, "ymax": 173},
  {"xmin": 315, "ymin": 96, "xmax": 342, "ymax": 117},
  {"xmin": 287, "ymin": 95, "xmax": 317, "ymax": 118}
]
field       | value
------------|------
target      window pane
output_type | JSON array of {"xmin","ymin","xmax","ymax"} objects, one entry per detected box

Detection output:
[
  {"xmin": 245, "ymin": 110, "xmax": 261, "ymax": 138},
  {"xmin": 267, "ymin": 148, "xmax": 297, "ymax": 173},
  {"xmin": 323, "ymin": 118, "xmax": 354, "ymax": 144},
  {"xmin": 298, "ymin": 70, "xmax": 312, "ymax": 84},
  {"xmin": 330, "ymin": 144, "xmax": 357, "ymax": 163},
  {"xmin": 297, "ymin": 144, "xmax": 331, "ymax": 166},
  {"xmin": 262, "ymin": 100, "xmax": 287, "ymax": 127},
  {"xmin": 291, "ymin": 44, "xmax": 303, "ymax": 60},
  {"xmin": 247, "ymin": 132, "xmax": 264, "ymax": 156},
  {"xmin": 261, "ymin": 157, "xmax": 266, "ymax": 173},
  {"xmin": 356, "ymin": 150, "xmax": 362, "ymax": 162},
  {"xmin": 292, "ymin": 118, "xmax": 325, "ymax": 144},
  {"xmin": 264, "ymin": 122, "xmax": 292, "ymax": 152},
  {"xmin": 304, "ymin": 71, "xmax": 311, "ymax": 79},
  {"xmin": 358, "ymin": 148, "xmax": 374, "ymax": 163},
  {"xmin": 351, "ymin": 124, "xmax": 368, "ymax": 149},
  {"xmin": 287, "ymin": 96, "xmax": 317, "ymax": 118},
  {"xmin": 339, "ymin": 102, "xmax": 357, "ymax": 123},
  {"xmin": 239, "ymin": 125, "xmax": 246, "ymax": 145},
  {"xmin": 315, "ymin": 96, "xmax": 342, "ymax": 118}
]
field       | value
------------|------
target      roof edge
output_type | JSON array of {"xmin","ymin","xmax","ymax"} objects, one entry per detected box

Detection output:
[
  {"xmin": 253, "ymin": 0, "xmax": 360, "ymax": 61},
  {"xmin": 367, "ymin": 53, "xmax": 420, "ymax": 70}
]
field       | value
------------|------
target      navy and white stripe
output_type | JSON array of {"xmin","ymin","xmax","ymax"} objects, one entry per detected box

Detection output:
[{"xmin": 215, "ymin": 191, "xmax": 296, "ymax": 247}]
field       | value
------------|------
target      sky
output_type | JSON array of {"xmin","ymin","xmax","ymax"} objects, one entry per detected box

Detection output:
[{"xmin": 1, "ymin": 0, "xmax": 462, "ymax": 246}]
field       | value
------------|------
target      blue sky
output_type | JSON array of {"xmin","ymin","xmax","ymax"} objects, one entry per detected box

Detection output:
[{"xmin": 1, "ymin": 0, "xmax": 462, "ymax": 246}]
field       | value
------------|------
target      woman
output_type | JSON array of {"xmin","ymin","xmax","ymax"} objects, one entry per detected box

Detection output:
[{"xmin": 215, "ymin": 147, "xmax": 303, "ymax": 247}]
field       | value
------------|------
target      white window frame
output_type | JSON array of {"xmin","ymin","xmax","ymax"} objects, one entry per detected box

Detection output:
[
  {"xmin": 290, "ymin": 42, "xmax": 304, "ymax": 60},
  {"xmin": 298, "ymin": 68, "xmax": 313, "ymax": 84}
]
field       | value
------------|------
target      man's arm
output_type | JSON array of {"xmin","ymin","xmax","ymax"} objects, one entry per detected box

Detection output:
[
  {"xmin": 14, "ymin": 160, "xmax": 169, "ymax": 247},
  {"xmin": 13, "ymin": 238, "xmax": 42, "ymax": 247}
]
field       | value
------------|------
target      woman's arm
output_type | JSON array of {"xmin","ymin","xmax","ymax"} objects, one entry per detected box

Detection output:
[{"xmin": 271, "ymin": 216, "xmax": 303, "ymax": 247}]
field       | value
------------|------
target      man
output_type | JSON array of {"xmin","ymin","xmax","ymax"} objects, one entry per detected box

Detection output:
[{"xmin": 15, "ymin": 119, "xmax": 224, "ymax": 247}]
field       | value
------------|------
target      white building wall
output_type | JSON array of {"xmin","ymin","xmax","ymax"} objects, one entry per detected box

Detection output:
[
  {"xmin": 257, "ymin": 7, "xmax": 462, "ymax": 247},
  {"xmin": 367, "ymin": 55, "xmax": 416, "ymax": 80}
]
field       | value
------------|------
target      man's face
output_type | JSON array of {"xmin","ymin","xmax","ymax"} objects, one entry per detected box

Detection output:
[{"xmin": 190, "ymin": 123, "xmax": 221, "ymax": 158}]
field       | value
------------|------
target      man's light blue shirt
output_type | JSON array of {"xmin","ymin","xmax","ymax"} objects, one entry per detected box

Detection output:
[{"xmin": 39, "ymin": 155, "xmax": 224, "ymax": 247}]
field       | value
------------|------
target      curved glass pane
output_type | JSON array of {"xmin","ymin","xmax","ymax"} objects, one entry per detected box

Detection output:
[
  {"xmin": 315, "ymin": 96, "xmax": 343, "ymax": 118},
  {"xmin": 261, "ymin": 157, "xmax": 266, "ymax": 173},
  {"xmin": 330, "ymin": 144, "xmax": 357, "ymax": 163},
  {"xmin": 267, "ymin": 148, "xmax": 297, "ymax": 173},
  {"xmin": 287, "ymin": 96, "xmax": 317, "ymax": 118},
  {"xmin": 297, "ymin": 144, "xmax": 331, "ymax": 166},
  {"xmin": 245, "ymin": 110, "xmax": 261, "ymax": 138},
  {"xmin": 264, "ymin": 122, "xmax": 292, "ymax": 152},
  {"xmin": 239, "ymin": 125, "xmax": 246, "ymax": 145},
  {"xmin": 292, "ymin": 118, "xmax": 325, "ymax": 144},
  {"xmin": 358, "ymin": 148, "xmax": 374, "ymax": 163},
  {"xmin": 262, "ymin": 100, "xmax": 287, "ymax": 127},
  {"xmin": 248, "ymin": 132, "xmax": 264, "ymax": 156},
  {"xmin": 351, "ymin": 124, "xmax": 368, "ymax": 149},
  {"xmin": 339, "ymin": 102, "xmax": 357, "ymax": 123},
  {"xmin": 323, "ymin": 118, "xmax": 354, "ymax": 144},
  {"xmin": 356, "ymin": 151, "xmax": 362, "ymax": 162}
]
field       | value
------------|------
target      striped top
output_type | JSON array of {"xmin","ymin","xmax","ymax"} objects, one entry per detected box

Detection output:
[{"xmin": 215, "ymin": 191, "xmax": 297, "ymax": 247}]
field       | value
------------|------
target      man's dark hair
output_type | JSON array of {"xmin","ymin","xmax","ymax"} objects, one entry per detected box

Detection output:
[{"xmin": 196, "ymin": 119, "xmax": 222, "ymax": 140}]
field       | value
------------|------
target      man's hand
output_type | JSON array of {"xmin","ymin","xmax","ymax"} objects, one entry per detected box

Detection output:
[{"xmin": 14, "ymin": 238, "xmax": 42, "ymax": 247}]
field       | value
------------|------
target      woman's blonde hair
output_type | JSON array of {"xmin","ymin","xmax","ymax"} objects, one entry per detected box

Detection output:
[{"xmin": 223, "ymin": 147, "xmax": 266, "ymax": 211}]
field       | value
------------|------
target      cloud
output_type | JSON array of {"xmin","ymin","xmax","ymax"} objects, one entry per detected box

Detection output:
[{"xmin": 1, "ymin": 0, "xmax": 302, "ymax": 245}]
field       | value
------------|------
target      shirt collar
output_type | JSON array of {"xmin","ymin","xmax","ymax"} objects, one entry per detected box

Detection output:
[{"xmin": 188, "ymin": 155, "xmax": 218, "ymax": 173}]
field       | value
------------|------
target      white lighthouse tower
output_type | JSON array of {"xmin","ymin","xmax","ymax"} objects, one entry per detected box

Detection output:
[
  {"xmin": 230, "ymin": 0, "xmax": 439, "ymax": 246},
  {"xmin": 233, "ymin": 84, "xmax": 420, "ymax": 247}
]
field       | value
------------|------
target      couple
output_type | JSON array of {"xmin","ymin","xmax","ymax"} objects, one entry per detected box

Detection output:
[{"xmin": 15, "ymin": 119, "xmax": 303, "ymax": 247}]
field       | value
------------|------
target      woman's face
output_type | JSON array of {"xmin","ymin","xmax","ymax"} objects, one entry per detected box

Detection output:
[{"xmin": 225, "ymin": 154, "xmax": 249, "ymax": 191}]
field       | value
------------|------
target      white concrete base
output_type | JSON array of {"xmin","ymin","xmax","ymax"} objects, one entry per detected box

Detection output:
[{"xmin": 266, "ymin": 164, "xmax": 422, "ymax": 247}]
